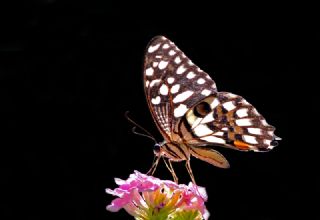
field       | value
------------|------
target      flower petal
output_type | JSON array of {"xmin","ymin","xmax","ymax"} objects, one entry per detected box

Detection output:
[
  {"xmin": 106, "ymin": 171, "xmax": 209, "ymax": 219},
  {"xmin": 114, "ymin": 178, "xmax": 126, "ymax": 185},
  {"xmin": 106, "ymin": 198, "xmax": 128, "ymax": 212},
  {"xmin": 188, "ymin": 182, "xmax": 208, "ymax": 201}
]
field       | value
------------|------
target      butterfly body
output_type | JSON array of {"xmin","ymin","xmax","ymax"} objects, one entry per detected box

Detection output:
[{"xmin": 143, "ymin": 36, "xmax": 280, "ymax": 174}]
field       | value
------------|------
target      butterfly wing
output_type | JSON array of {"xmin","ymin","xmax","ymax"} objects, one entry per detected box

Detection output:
[
  {"xmin": 190, "ymin": 146, "xmax": 230, "ymax": 168},
  {"xmin": 143, "ymin": 36, "xmax": 217, "ymax": 139},
  {"xmin": 143, "ymin": 36, "xmax": 280, "ymax": 169},
  {"xmin": 181, "ymin": 92, "xmax": 279, "ymax": 152}
]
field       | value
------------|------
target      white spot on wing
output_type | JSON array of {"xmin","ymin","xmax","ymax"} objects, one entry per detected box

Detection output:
[
  {"xmin": 223, "ymin": 101, "xmax": 236, "ymax": 111},
  {"xmin": 248, "ymin": 128, "xmax": 262, "ymax": 135},
  {"xmin": 194, "ymin": 124, "xmax": 213, "ymax": 136},
  {"xmin": 186, "ymin": 110, "xmax": 197, "ymax": 125},
  {"xmin": 197, "ymin": 78, "xmax": 206, "ymax": 84},
  {"xmin": 150, "ymin": 79, "xmax": 161, "ymax": 87},
  {"xmin": 191, "ymin": 117, "xmax": 202, "ymax": 129},
  {"xmin": 236, "ymin": 108, "xmax": 248, "ymax": 118},
  {"xmin": 146, "ymin": 67, "xmax": 154, "ymax": 76},
  {"xmin": 186, "ymin": 71, "xmax": 196, "ymax": 79},
  {"xmin": 264, "ymin": 139, "xmax": 272, "ymax": 146},
  {"xmin": 200, "ymin": 136, "xmax": 226, "ymax": 144},
  {"xmin": 176, "ymin": 65, "xmax": 186, "ymax": 74},
  {"xmin": 201, "ymin": 113, "xmax": 215, "ymax": 123},
  {"xmin": 201, "ymin": 89, "xmax": 211, "ymax": 96},
  {"xmin": 213, "ymin": 132, "xmax": 224, "ymax": 136},
  {"xmin": 159, "ymin": 84, "xmax": 169, "ymax": 95},
  {"xmin": 158, "ymin": 61, "xmax": 169, "ymax": 70},
  {"xmin": 153, "ymin": 62, "xmax": 159, "ymax": 67},
  {"xmin": 151, "ymin": 96, "xmax": 161, "ymax": 105},
  {"xmin": 174, "ymin": 104, "xmax": 188, "ymax": 117},
  {"xmin": 268, "ymin": 131, "xmax": 274, "ymax": 136},
  {"xmin": 226, "ymin": 93, "xmax": 238, "ymax": 98},
  {"xmin": 236, "ymin": 119, "xmax": 252, "ymax": 126},
  {"xmin": 275, "ymin": 136, "xmax": 281, "ymax": 140},
  {"xmin": 171, "ymin": 84, "xmax": 180, "ymax": 94},
  {"xmin": 222, "ymin": 127, "xmax": 228, "ymax": 131},
  {"xmin": 162, "ymin": 43, "xmax": 169, "ymax": 49},
  {"xmin": 168, "ymin": 50, "xmax": 176, "ymax": 56},
  {"xmin": 210, "ymin": 98, "xmax": 220, "ymax": 109},
  {"xmin": 174, "ymin": 56, "xmax": 181, "ymax": 64},
  {"xmin": 145, "ymin": 80, "xmax": 149, "ymax": 87},
  {"xmin": 242, "ymin": 100, "xmax": 250, "ymax": 105},
  {"xmin": 167, "ymin": 77, "xmax": 175, "ymax": 84},
  {"xmin": 243, "ymin": 135, "xmax": 258, "ymax": 144},
  {"xmin": 173, "ymin": 91, "xmax": 194, "ymax": 103},
  {"xmin": 148, "ymin": 43, "xmax": 160, "ymax": 53}
]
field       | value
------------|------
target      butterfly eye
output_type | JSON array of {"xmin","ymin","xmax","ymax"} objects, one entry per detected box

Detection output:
[
  {"xmin": 153, "ymin": 143, "xmax": 161, "ymax": 153},
  {"xmin": 194, "ymin": 102, "xmax": 211, "ymax": 117}
]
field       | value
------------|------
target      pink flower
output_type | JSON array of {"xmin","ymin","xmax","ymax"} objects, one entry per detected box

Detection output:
[{"xmin": 106, "ymin": 171, "xmax": 209, "ymax": 220}]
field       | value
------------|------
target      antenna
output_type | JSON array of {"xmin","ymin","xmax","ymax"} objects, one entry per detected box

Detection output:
[{"xmin": 125, "ymin": 111, "xmax": 157, "ymax": 144}]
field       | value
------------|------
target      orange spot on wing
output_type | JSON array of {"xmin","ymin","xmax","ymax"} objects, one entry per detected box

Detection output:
[{"xmin": 234, "ymin": 140, "xmax": 250, "ymax": 150}]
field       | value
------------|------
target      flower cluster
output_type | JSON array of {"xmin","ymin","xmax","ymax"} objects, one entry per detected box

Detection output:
[{"xmin": 106, "ymin": 171, "xmax": 209, "ymax": 220}]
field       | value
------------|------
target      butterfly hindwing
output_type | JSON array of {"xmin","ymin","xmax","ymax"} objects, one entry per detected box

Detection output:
[
  {"xmin": 143, "ymin": 36, "xmax": 217, "ymax": 138},
  {"xmin": 181, "ymin": 92, "xmax": 278, "ymax": 152},
  {"xmin": 190, "ymin": 146, "xmax": 230, "ymax": 168}
]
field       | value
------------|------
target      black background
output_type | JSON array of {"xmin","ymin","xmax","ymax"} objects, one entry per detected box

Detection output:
[{"xmin": 1, "ymin": 1, "xmax": 317, "ymax": 220}]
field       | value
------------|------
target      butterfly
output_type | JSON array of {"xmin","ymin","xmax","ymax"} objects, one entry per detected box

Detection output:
[{"xmin": 142, "ymin": 36, "xmax": 280, "ymax": 183}]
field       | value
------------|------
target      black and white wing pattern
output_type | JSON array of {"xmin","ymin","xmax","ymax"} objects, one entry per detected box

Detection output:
[
  {"xmin": 181, "ymin": 92, "xmax": 280, "ymax": 152},
  {"xmin": 143, "ymin": 36, "xmax": 280, "ymax": 167},
  {"xmin": 143, "ymin": 36, "xmax": 217, "ymax": 140}
]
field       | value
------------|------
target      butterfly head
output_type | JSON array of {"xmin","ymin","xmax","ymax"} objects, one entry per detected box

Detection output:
[
  {"xmin": 153, "ymin": 140, "xmax": 167, "ymax": 156},
  {"xmin": 153, "ymin": 143, "xmax": 161, "ymax": 155}
]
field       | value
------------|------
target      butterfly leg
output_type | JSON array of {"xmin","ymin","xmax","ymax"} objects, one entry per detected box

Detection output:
[
  {"xmin": 147, "ymin": 155, "xmax": 161, "ymax": 176},
  {"xmin": 162, "ymin": 158, "xmax": 179, "ymax": 183},
  {"xmin": 168, "ymin": 160, "xmax": 179, "ymax": 183},
  {"xmin": 185, "ymin": 159, "xmax": 197, "ymax": 185}
]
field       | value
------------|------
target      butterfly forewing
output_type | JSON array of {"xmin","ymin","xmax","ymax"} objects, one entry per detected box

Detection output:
[{"xmin": 143, "ymin": 36, "xmax": 217, "ymax": 138}]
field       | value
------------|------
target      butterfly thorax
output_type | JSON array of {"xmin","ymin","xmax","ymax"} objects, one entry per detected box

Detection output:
[{"xmin": 155, "ymin": 138, "xmax": 190, "ymax": 161}]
